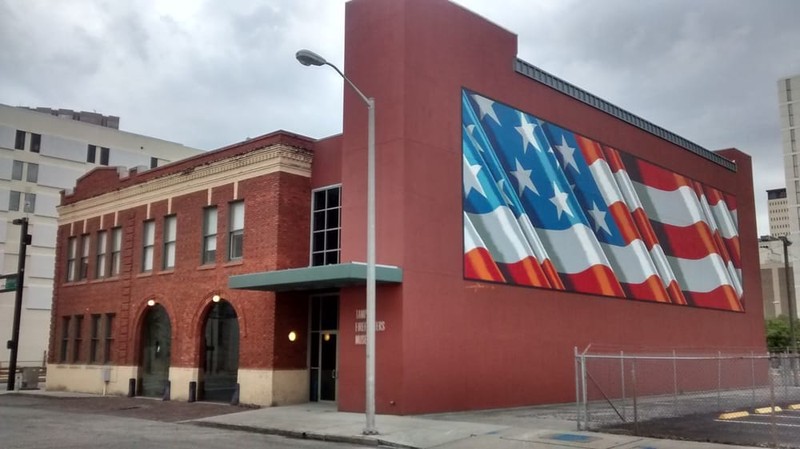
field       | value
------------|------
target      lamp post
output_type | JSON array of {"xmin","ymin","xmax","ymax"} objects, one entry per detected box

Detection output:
[
  {"xmin": 6, "ymin": 217, "xmax": 30, "ymax": 391},
  {"xmin": 296, "ymin": 49, "xmax": 378, "ymax": 435}
]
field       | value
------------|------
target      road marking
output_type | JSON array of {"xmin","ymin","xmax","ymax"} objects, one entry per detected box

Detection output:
[
  {"xmin": 789, "ymin": 404, "xmax": 800, "ymax": 410},
  {"xmin": 719, "ymin": 411, "xmax": 749, "ymax": 420},
  {"xmin": 754, "ymin": 406, "xmax": 782, "ymax": 414},
  {"xmin": 714, "ymin": 419, "xmax": 800, "ymax": 428}
]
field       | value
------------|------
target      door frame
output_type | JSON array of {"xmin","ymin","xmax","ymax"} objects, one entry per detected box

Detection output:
[{"xmin": 309, "ymin": 293, "xmax": 339, "ymax": 402}]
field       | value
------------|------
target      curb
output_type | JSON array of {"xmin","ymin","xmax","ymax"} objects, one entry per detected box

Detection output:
[{"xmin": 189, "ymin": 420, "xmax": 418, "ymax": 449}]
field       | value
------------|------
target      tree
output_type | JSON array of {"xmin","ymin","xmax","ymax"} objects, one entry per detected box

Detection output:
[{"xmin": 766, "ymin": 315, "xmax": 793, "ymax": 352}]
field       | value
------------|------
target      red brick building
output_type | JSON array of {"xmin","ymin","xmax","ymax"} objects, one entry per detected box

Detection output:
[{"xmin": 47, "ymin": 0, "xmax": 766, "ymax": 413}]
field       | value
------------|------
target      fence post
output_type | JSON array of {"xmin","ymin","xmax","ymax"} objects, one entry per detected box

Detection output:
[
  {"xmin": 574, "ymin": 347, "xmax": 582, "ymax": 430},
  {"xmin": 770, "ymin": 366, "xmax": 776, "ymax": 445},
  {"xmin": 581, "ymin": 352, "xmax": 589, "ymax": 430},
  {"xmin": 672, "ymin": 349, "xmax": 678, "ymax": 412},
  {"xmin": 620, "ymin": 350, "xmax": 626, "ymax": 422},
  {"xmin": 750, "ymin": 351, "xmax": 755, "ymax": 409},
  {"xmin": 717, "ymin": 351, "xmax": 722, "ymax": 410},
  {"xmin": 631, "ymin": 357, "xmax": 639, "ymax": 436}
]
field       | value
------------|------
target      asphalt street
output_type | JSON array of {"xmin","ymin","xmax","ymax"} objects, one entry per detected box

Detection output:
[{"xmin": 0, "ymin": 394, "xmax": 370, "ymax": 449}]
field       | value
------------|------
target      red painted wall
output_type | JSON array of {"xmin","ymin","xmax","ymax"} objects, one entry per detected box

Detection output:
[{"xmin": 335, "ymin": 0, "xmax": 765, "ymax": 414}]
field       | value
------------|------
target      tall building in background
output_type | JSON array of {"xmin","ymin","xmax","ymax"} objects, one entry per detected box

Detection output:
[
  {"xmin": 0, "ymin": 104, "xmax": 203, "ymax": 367},
  {"xmin": 768, "ymin": 188, "xmax": 790, "ymax": 237},
  {"xmin": 779, "ymin": 74, "xmax": 800, "ymax": 319}
]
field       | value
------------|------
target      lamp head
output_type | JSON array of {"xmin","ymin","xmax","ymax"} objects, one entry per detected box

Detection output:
[{"xmin": 296, "ymin": 49, "xmax": 327, "ymax": 67}]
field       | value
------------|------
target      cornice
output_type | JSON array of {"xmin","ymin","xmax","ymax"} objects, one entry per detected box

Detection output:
[{"xmin": 58, "ymin": 144, "xmax": 312, "ymax": 224}]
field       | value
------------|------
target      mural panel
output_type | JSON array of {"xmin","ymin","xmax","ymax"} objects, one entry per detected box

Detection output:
[{"xmin": 462, "ymin": 89, "xmax": 742, "ymax": 311}]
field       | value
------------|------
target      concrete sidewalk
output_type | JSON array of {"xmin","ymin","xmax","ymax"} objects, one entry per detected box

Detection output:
[{"xmin": 189, "ymin": 402, "xmax": 761, "ymax": 449}]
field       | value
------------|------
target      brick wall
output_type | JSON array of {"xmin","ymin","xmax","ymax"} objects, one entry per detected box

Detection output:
[{"xmin": 51, "ymin": 164, "xmax": 312, "ymax": 372}]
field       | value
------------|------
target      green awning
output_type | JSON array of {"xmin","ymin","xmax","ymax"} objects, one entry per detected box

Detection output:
[{"xmin": 228, "ymin": 262, "xmax": 403, "ymax": 292}]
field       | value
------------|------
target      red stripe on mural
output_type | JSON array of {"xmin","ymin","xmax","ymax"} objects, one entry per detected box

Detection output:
[
  {"xmin": 651, "ymin": 221, "xmax": 719, "ymax": 261},
  {"xmin": 683, "ymin": 285, "xmax": 743, "ymax": 312},
  {"xmin": 498, "ymin": 257, "xmax": 552, "ymax": 288},
  {"xmin": 575, "ymin": 135, "xmax": 604, "ymax": 165},
  {"xmin": 631, "ymin": 158, "xmax": 693, "ymax": 192},
  {"xmin": 621, "ymin": 275, "xmax": 671, "ymax": 303},
  {"xmin": 561, "ymin": 264, "xmax": 626, "ymax": 297},
  {"xmin": 464, "ymin": 248, "xmax": 505, "ymax": 282}
]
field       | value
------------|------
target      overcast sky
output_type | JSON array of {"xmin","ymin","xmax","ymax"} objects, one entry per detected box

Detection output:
[{"xmin": 1, "ymin": 0, "xmax": 799, "ymax": 235}]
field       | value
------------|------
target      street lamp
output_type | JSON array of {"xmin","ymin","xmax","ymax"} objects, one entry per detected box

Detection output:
[
  {"xmin": 6, "ymin": 217, "xmax": 30, "ymax": 391},
  {"xmin": 296, "ymin": 49, "xmax": 378, "ymax": 435}
]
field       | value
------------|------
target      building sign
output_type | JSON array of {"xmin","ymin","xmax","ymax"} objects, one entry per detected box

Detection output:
[
  {"xmin": 462, "ymin": 89, "xmax": 742, "ymax": 312},
  {"xmin": 354, "ymin": 308, "xmax": 386, "ymax": 345},
  {"xmin": 0, "ymin": 274, "xmax": 17, "ymax": 293}
]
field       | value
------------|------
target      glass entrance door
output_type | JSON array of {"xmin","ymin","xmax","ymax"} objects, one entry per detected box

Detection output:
[
  {"xmin": 202, "ymin": 300, "xmax": 239, "ymax": 402},
  {"xmin": 310, "ymin": 295, "xmax": 338, "ymax": 402},
  {"xmin": 140, "ymin": 304, "xmax": 171, "ymax": 397}
]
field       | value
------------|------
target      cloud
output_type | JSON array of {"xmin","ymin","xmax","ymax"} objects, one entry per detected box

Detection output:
[{"xmin": 1, "ymin": 0, "xmax": 798, "ymax": 234}]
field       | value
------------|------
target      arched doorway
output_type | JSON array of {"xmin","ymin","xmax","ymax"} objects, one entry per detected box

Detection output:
[
  {"xmin": 201, "ymin": 300, "xmax": 239, "ymax": 402},
  {"xmin": 140, "ymin": 303, "xmax": 171, "ymax": 397}
]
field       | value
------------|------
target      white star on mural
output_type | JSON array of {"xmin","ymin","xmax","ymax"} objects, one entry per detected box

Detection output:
[
  {"xmin": 555, "ymin": 135, "xmax": 579, "ymax": 172},
  {"xmin": 471, "ymin": 94, "xmax": 500, "ymax": 125},
  {"xmin": 510, "ymin": 159, "xmax": 537, "ymax": 196},
  {"xmin": 588, "ymin": 202, "xmax": 610, "ymax": 235},
  {"xmin": 515, "ymin": 113, "xmax": 537, "ymax": 153},
  {"xmin": 463, "ymin": 156, "xmax": 486, "ymax": 197},
  {"xmin": 549, "ymin": 182, "xmax": 573, "ymax": 219}
]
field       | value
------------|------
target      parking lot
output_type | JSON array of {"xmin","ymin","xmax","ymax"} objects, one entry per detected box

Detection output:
[{"xmin": 603, "ymin": 404, "xmax": 800, "ymax": 448}]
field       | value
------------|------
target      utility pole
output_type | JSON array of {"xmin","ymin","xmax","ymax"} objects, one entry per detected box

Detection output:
[{"xmin": 6, "ymin": 217, "xmax": 31, "ymax": 391}]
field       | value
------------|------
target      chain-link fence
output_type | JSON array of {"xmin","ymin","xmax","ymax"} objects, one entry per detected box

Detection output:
[{"xmin": 575, "ymin": 348, "xmax": 800, "ymax": 434}]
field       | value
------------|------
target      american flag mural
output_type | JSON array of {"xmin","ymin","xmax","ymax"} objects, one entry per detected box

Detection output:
[{"xmin": 462, "ymin": 89, "xmax": 743, "ymax": 312}]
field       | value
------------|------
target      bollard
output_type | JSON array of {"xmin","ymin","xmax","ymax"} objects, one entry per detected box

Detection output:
[
  {"xmin": 231, "ymin": 383, "xmax": 240, "ymax": 406},
  {"xmin": 188, "ymin": 381, "xmax": 196, "ymax": 403},
  {"xmin": 128, "ymin": 378, "xmax": 136, "ymax": 397},
  {"xmin": 162, "ymin": 380, "xmax": 171, "ymax": 401}
]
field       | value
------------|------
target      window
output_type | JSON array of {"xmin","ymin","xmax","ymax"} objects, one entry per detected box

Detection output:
[
  {"xmin": 310, "ymin": 186, "xmax": 341, "ymax": 266},
  {"xmin": 163, "ymin": 215, "xmax": 176, "ymax": 269},
  {"xmin": 104, "ymin": 313, "xmax": 115, "ymax": 364},
  {"xmin": 12, "ymin": 160, "xmax": 23, "ymax": 180},
  {"xmin": 14, "ymin": 130, "xmax": 25, "ymax": 150},
  {"xmin": 26, "ymin": 163, "xmax": 38, "ymax": 183},
  {"xmin": 110, "ymin": 228, "xmax": 122, "ymax": 276},
  {"xmin": 228, "ymin": 201, "xmax": 244, "ymax": 260},
  {"xmin": 100, "ymin": 147, "xmax": 110, "ymax": 166},
  {"xmin": 79, "ymin": 234, "xmax": 90, "ymax": 280},
  {"xmin": 66, "ymin": 236, "xmax": 77, "ymax": 282},
  {"xmin": 59, "ymin": 316, "xmax": 70, "ymax": 363},
  {"xmin": 87, "ymin": 145, "xmax": 97, "ymax": 163},
  {"xmin": 95, "ymin": 231, "xmax": 107, "ymax": 279},
  {"xmin": 142, "ymin": 220, "xmax": 155, "ymax": 272},
  {"xmin": 89, "ymin": 314, "xmax": 101, "ymax": 364},
  {"xmin": 8, "ymin": 191, "xmax": 20, "ymax": 211},
  {"xmin": 72, "ymin": 315, "xmax": 84, "ymax": 363},
  {"xmin": 23, "ymin": 193, "xmax": 35, "ymax": 213},
  {"xmin": 202, "ymin": 207, "xmax": 217, "ymax": 265},
  {"xmin": 150, "ymin": 157, "xmax": 158, "ymax": 169},
  {"xmin": 30, "ymin": 133, "xmax": 41, "ymax": 153}
]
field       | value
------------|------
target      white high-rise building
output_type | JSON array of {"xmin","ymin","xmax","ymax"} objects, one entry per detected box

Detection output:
[
  {"xmin": 0, "ymin": 104, "xmax": 202, "ymax": 367},
  {"xmin": 779, "ymin": 74, "xmax": 800, "ymax": 319},
  {"xmin": 768, "ymin": 188, "xmax": 790, "ymax": 237}
]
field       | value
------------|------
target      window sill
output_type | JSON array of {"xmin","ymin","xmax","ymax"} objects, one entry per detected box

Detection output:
[
  {"xmin": 158, "ymin": 269, "xmax": 175, "ymax": 276},
  {"xmin": 224, "ymin": 259, "xmax": 244, "ymax": 268},
  {"xmin": 136, "ymin": 272, "xmax": 153, "ymax": 278},
  {"xmin": 197, "ymin": 265, "xmax": 216, "ymax": 271}
]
